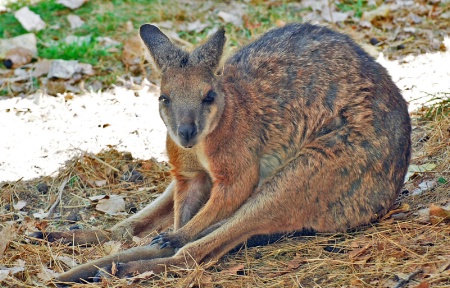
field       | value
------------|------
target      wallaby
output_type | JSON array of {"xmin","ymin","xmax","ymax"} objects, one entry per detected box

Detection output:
[{"xmin": 32, "ymin": 23, "xmax": 411, "ymax": 283}]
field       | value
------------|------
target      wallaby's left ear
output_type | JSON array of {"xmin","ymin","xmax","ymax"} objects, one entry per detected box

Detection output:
[{"xmin": 189, "ymin": 27, "xmax": 226, "ymax": 71}]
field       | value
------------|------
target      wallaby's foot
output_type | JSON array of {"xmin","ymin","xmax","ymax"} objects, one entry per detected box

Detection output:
[
  {"xmin": 94, "ymin": 262, "xmax": 135, "ymax": 281},
  {"xmin": 55, "ymin": 244, "xmax": 175, "ymax": 283},
  {"xmin": 96, "ymin": 258, "xmax": 173, "ymax": 280},
  {"xmin": 150, "ymin": 232, "xmax": 187, "ymax": 249}
]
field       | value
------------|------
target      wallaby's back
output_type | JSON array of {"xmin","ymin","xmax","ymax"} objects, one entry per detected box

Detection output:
[{"xmin": 218, "ymin": 23, "xmax": 411, "ymax": 231}]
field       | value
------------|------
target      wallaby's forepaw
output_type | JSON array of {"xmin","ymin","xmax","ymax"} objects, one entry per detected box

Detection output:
[{"xmin": 150, "ymin": 232, "xmax": 187, "ymax": 249}]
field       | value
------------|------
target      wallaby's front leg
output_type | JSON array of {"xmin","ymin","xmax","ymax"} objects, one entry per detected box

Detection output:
[
  {"xmin": 173, "ymin": 171, "xmax": 211, "ymax": 230},
  {"xmin": 94, "ymin": 164, "xmax": 300, "ymax": 279},
  {"xmin": 153, "ymin": 163, "xmax": 259, "ymax": 249},
  {"xmin": 110, "ymin": 180, "xmax": 175, "ymax": 240}
]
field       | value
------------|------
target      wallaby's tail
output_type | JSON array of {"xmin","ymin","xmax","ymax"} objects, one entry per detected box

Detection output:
[{"xmin": 28, "ymin": 230, "xmax": 112, "ymax": 246}]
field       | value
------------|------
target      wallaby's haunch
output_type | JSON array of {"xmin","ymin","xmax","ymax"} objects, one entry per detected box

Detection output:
[{"xmin": 36, "ymin": 23, "xmax": 411, "ymax": 283}]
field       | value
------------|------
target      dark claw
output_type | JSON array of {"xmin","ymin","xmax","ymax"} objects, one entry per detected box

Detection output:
[
  {"xmin": 159, "ymin": 242, "xmax": 169, "ymax": 249},
  {"xmin": 150, "ymin": 232, "xmax": 166, "ymax": 245},
  {"xmin": 93, "ymin": 268, "xmax": 109, "ymax": 282}
]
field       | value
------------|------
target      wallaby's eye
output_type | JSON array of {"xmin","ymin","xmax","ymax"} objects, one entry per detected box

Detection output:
[
  {"xmin": 203, "ymin": 90, "xmax": 216, "ymax": 104},
  {"xmin": 159, "ymin": 95, "xmax": 171, "ymax": 106}
]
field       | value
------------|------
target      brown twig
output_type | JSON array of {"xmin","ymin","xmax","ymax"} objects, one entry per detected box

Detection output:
[
  {"xmin": 46, "ymin": 176, "xmax": 69, "ymax": 218},
  {"xmin": 394, "ymin": 269, "xmax": 424, "ymax": 288}
]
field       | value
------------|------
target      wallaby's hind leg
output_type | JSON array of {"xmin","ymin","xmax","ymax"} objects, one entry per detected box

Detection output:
[{"xmin": 98, "ymin": 145, "xmax": 396, "ymax": 278}]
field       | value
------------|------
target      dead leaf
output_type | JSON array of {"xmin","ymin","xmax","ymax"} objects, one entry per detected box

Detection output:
[
  {"xmin": 362, "ymin": 4, "xmax": 392, "ymax": 22},
  {"xmin": 3, "ymin": 47, "xmax": 33, "ymax": 69},
  {"xmin": 415, "ymin": 282, "xmax": 430, "ymax": 288},
  {"xmin": 57, "ymin": 0, "xmax": 87, "ymax": 10},
  {"xmin": 218, "ymin": 11, "xmax": 243, "ymax": 26},
  {"xmin": 321, "ymin": 9, "xmax": 351, "ymax": 23},
  {"xmin": 0, "ymin": 33, "xmax": 37, "ymax": 59},
  {"xmin": 438, "ymin": 260, "xmax": 450, "ymax": 272},
  {"xmin": 429, "ymin": 204, "xmax": 450, "ymax": 225},
  {"xmin": 89, "ymin": 195, "xmax": 107, "ymax": 202},
  {"xmin": 221, "ymin": 264, "xmax": 244, "ymax": 275},
  {"xmin": 179, "ymin": 20, "xmax": 209, "ymax": 33},
  {"xmin": 14, "ymin": 7, "xmax": 46, "ymax": 32},
  {"xmin": 56, "ymin": 256, "xmax": 78, "ymax": 268},
  {"xmin": 349, "ymin": 242, "xmax": 373, "ymax": 260},
  {"xmin": 33, "ymin": 210, "xmax": 49, "ymax": 219},
  {"xmin": 95, "ymin": 195, "xmax": 126, "ymax": 215},
  {"xmin": 441, "ymin": 11, "xmax": 450, "ymax": 19},
  {"xmin": 67, "ymin": 14, "xmax": 84, "ymax": 29},
  {"xmin": 32, "ymin": 59, "xmax": 53, "ymax": 77},
  {"xmin": 0, "ymin": 270, "xmax": 9, "ymax": 281},
  {"xmin": 140, "ymin": 161, "xmax": 153, "ymax": 171},
  {"xmin": 122, "ymin": 36, "xmax": 146, "ymax": 66},
  {"xmin": 48, "ymin": 60, "xmax": 79, "ymax": 79},
  {"xmin": 405, "ymin": 163, "xmax": 436, "ymax": 180},
  {"xmin": 78, "ymin": 63, "xmax": 94, "ymax": 75},
  {"xmin": 13, "ymin": 200, "xmax": 26, "ymax": 211},
  {"xmin": 34, "ymin": 220, "xmax": 48, "ymax": 231},
  {"xmin": 94, "ymin": 179, "xmax": 107, "ymax": 187},
  {"xmin": 45, "ymin": 79, "xmax": 67, "ymax": 95},
  {"xmin": 299, "ymin": 0, "xmax": 326, "ymax": 11},
  {"xmin": 275, "ymin": 19, "xmax": 286, "ymax": 27},
  {"xmin": 37, "ymin": 267, "xmax": 59, "ymax": 282},
  {"xmin": 0, "ymin": 259, "xmax": 25, "ymax": 280},
  {"xmin": 412, "ymin": 180, "xmax": 437, "ymax": 196},
  {"xmin": 286, "ymin": 255, "xmax": 305, "ymax": 269},
  {"xmin": 96, "ymin": 37, "xmax": 120, "ymax": 47}
]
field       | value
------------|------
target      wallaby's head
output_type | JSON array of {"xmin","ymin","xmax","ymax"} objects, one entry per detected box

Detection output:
[{"xmin": 140, "ymin": 24, "xmax": 226, "ymax": 149}]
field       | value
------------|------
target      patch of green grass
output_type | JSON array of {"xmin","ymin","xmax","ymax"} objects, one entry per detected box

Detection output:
[
  {"xmin": 336, "ymin": 0, "xmax": 375, "ymax": 18},
  {"xmin": 39, "ymin": 39, "xmax": 110, "ymax": 65},
  {"xmin": 0, "ymin": 12, "xmax": 27, "ymax": 38},
  {"xmin": 0, "ymin": 0, "xmax": 66, "ymax": 38},
  {"xmin": 422, "ymin": 93, "xmax": 450, "ymax": 120}
]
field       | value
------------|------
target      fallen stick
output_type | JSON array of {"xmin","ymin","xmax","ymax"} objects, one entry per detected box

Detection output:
[{"xmin": 394, "ymin": 268, "xmax": 423, "ymax": 288}]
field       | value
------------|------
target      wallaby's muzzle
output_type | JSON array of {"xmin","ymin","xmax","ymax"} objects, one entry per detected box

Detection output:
[{"xmin": 178, "ymin": 123, "xmax": 198, "ymax": 148}]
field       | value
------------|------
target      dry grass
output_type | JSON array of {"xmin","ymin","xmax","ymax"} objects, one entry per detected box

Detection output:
[{"xmin": 0, "ymin": 106, "xmax": 449, "ymax": 287}]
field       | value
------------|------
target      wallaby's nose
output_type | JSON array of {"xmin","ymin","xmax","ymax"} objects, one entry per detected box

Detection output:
[{"xmin": 178, "ymin": 124, "xmax": 197, "ymax": 144}]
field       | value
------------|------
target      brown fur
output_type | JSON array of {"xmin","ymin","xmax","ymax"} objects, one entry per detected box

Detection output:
[{"xmin": 34, "ymin": 23, "xmax": 411, "ymax": 284}]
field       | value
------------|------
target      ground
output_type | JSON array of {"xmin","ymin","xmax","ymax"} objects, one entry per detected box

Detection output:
[{"xmin": 0, "ymin": 0, "xmax": 449, "ymax": 287}]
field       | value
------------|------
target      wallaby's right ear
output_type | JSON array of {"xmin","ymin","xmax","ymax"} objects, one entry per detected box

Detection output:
[{"xmin": 139, "ymin": 24, "xmax": 188, "ymax": 71}]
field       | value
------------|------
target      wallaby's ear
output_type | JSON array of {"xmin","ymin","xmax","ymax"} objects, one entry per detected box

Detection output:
[
  {"xmin": 139, "ymin": 24, "xmax": 189, "ymax": 71},
  {"xmin": 189, "ymin": 27, "xmax": 226, "ymax": 71}
]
